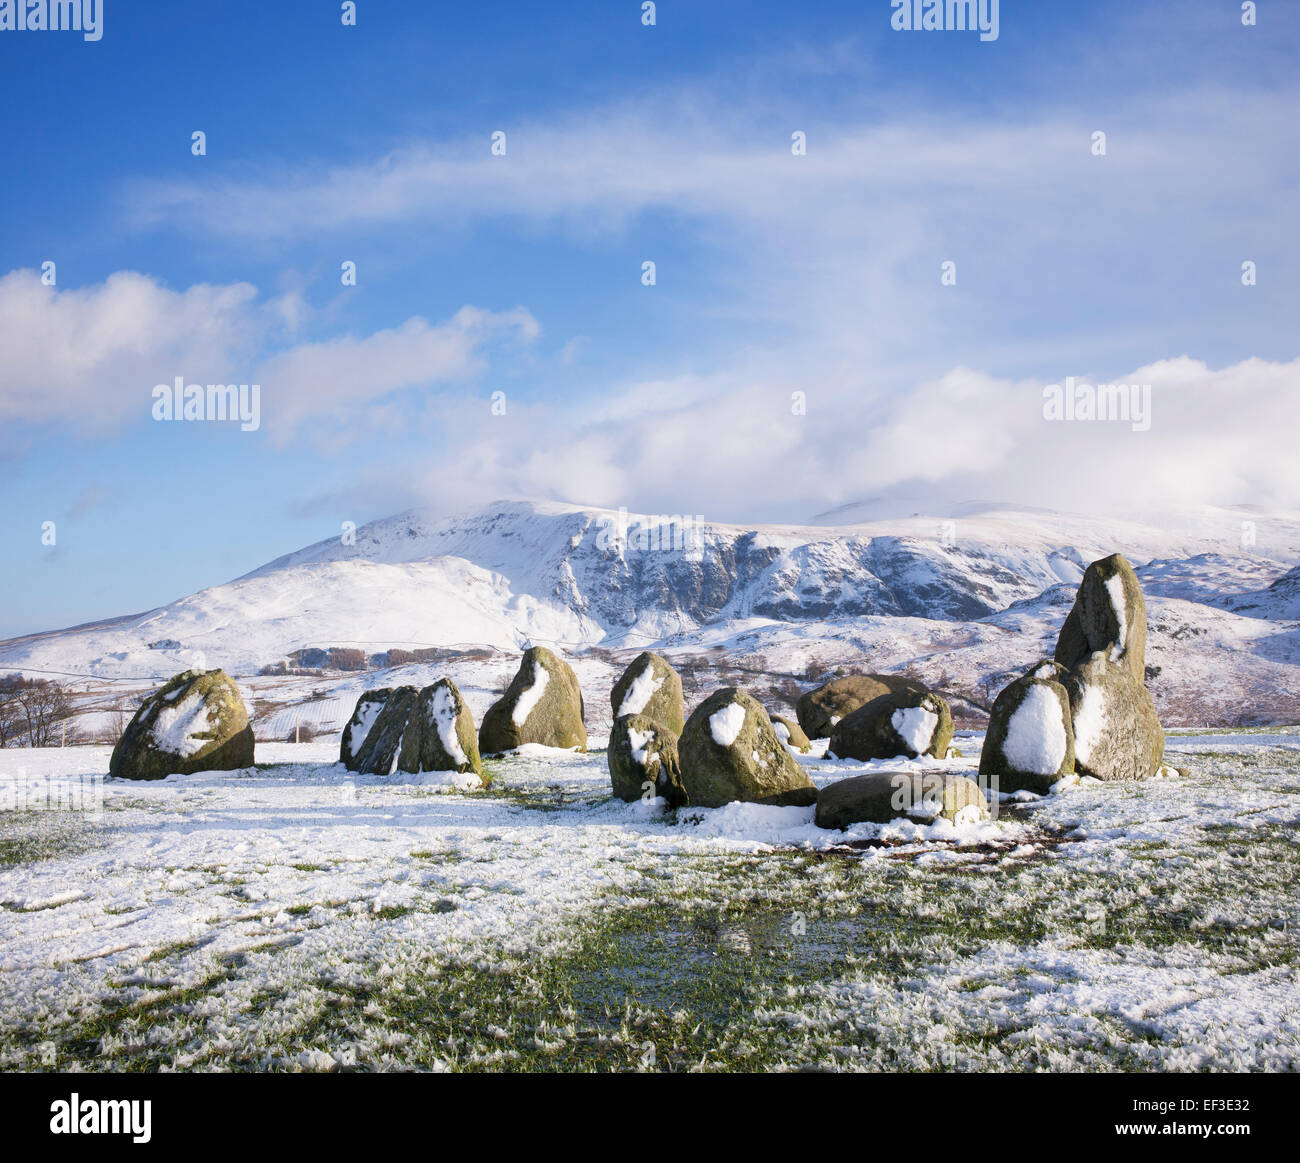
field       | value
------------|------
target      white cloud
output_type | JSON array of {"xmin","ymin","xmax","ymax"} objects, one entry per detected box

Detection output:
[
  {"xmin": 0, "ymin": 270, "xmax": 539, "ymax": 439},
  {"xmin": 384, "ymin": 355, "xmax": 1300, "ymax": 523},
  {"xmin": 0, "ymin": 269, "xmax": 259, "ymax": 428}
]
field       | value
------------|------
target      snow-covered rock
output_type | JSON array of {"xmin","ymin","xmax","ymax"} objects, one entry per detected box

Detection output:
[{"xmin": 678, "ymin": 688, "xmax": 816, "ymax": 808}]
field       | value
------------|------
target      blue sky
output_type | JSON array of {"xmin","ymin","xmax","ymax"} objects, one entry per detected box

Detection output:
[{"xmin": 1, "ymin": 0, "xmax": 1298, "ymax": 638}]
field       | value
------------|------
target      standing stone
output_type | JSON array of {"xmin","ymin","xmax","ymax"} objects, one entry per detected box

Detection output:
[
  {"xmin": 1062, "ymin": 651, "xmax": 1165, "ymax": 781},
  {"xmin": 110, "ymin": 669, "xmax": 254, "ymax": 780},
  {"xmin": 417, "ymin": 678, "xmax": 483, "ymax": 777},
  {"xmin": 796, "ymin": 674, "xmax": 927, "ymax": 739},
  {"xmin": 1055, "ymin": 553, "xmax": 1148, "ymax": 683},
  {"xmin": 608, "ymin": 713, "xmax": 686, "ymax": 806},
  {"xmin": 678, "ymin": 688, "xmax": 817, "ymax": 808},
  {"xmin": 341, "ymin": 681, "xmax": 483, "ymax": 780},
  {"xmin": 340, "ymin": 688, "xmax": 391, "ymax": 768},
  {"xmin": 770, "ymin": 714, "xmax": 812, "ymax": 754},
  {"xmin": 979, "ymin": 661, "xmax": 1075, "ymax": 794},
  {"xmin": 609, "ymin": 652, "xmax": 685, "ymax": 735},
  {"xmin": 350, "ymin": 686, "xmax": 421, "ymax": 774},
  {"xmin": 828, "ymin": 688, "xmax": 954, "ymax": 762},
  {"xmin": 479, "ymin": 646, "xmax": 587, "ymax": 753},
  {"xmin": 815, "ymin": 771, "xmax": 989, "ymax": 830}
]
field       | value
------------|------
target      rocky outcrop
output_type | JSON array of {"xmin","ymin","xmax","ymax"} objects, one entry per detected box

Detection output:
[
  {"xmin": 770, "ymin": 714, "xmax": 812, "ymax": 754},
  {"xmin": 110, "ymin": 669, "xmax": 254, "ymax": 780},
  {"xmin": 1055, "ymin": 553, "xmax": 1148, "ymax": 683},
  {"xmin": 1063, "ymin": 652, "xmax": 1165, "ymax": 782},
  {"xmin": 341, "ymin": 680, "xmax": 483, "ymax": 779}
]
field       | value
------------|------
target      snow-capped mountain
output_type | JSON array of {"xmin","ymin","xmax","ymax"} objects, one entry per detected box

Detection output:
[{"xmin": 4, "ymin": 499, "xmax": 1300, "ymax": 726}]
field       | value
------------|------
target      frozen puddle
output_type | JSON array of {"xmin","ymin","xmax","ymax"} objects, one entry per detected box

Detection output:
[{"xmin": 0, "ymin": 737, "xmax": 1297, "ymax": 1070}]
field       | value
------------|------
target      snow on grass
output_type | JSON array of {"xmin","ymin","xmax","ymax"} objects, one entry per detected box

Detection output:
[
  {"xmin": 1002, "ymin": 684, "xmax": 1068, "ymax": 775},
  {"xmin": 0, "ymin": 734, "xmax": 1296, "ymax": 1071}
]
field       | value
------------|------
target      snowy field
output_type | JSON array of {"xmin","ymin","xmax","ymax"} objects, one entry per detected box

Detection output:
[{"xmin": 1, "ymin": 733, "xmax": 1298, "ymax": 1072}]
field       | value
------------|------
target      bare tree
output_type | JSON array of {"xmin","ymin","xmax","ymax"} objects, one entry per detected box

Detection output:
[{"xmin": 5, "ymin": 678, "xmax": 75, "ymax": 747}]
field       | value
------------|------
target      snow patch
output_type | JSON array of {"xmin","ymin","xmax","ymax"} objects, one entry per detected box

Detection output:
[
  {"xmin": 346, "ymin": 697, "xmax": 385, "ymax": 760},
  {"xmin": 627, "ymin": 726, "xmax": 659, "ymax": 771},
  {"xmin": 1002, "ymin": 685, "xmax": 1068, "ymax": 775},
  {"xmin": 149, "ymin": 691, "xmax": 215, "ymax": 758},
  {"xmin": 428, "ymin": 685, "xmax": 468, "ymax": 768},
  {"xmin": 1072, "ymin": 683, "xmax": 1107, "ymax": 766},
  {"xmin": 1105, "ymin": 573, "xmax": 1129, "ymax": 662},
  {"xmin": 891, "ymin": 705, "xmax": 938, "ymax": 755},
  {"xmin": 512, "ymin": 662, "xmax": 550, "ymax": 727},
  {"xmin": 710, "ymin": 702, "xmax": 747, "ymax": 748},
  {"xmin": 617, "ymin": 658, "xmax": 664, "ymax": 717}
]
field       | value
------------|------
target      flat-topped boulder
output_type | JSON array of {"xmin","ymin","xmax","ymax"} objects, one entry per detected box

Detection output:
[
  {"xmin": 679, "ymin": 688, "xmax": 817, "ymax": 808},
  {"xmin": 796, "ymin": 674, "xmax": 927, "ymax": 739},
  {"xmin": 979, "ymin": 661, "xmax": 1075, "ymax": 794},
  {"xmin": 815, "ymin": 771, "xmax": 990, "ymax": 830},
  {"xmin": 609, "ymin": 652, "xmax": 685, "ymax": 736},
  {"xmin": 110, "ymin": 669, "xmax": 254, "ymax": 780},
  {"xmin": 479, "ymin": 646, "xmax": 587, "ymax": 753},
  {"xmin": 1055, "ymin": 553, "xmax": 1148, "ymax": 683},
  {"xmin": 828, "ymin": 688, "xmax": 953, "ymax": 763},
  {"xmin": 608, "ymin": 713, "xmax": 686, "ymax": 806}
]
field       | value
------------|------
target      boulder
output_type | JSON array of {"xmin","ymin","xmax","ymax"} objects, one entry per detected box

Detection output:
[
  {"xmin": 608, "ymin": 713, "xmax": 686, "ymax": 806},
  {"xmin": 678, "ymin": 688, "xmax": 817, "ymax": 808},
  {"xmin": 979, "ymin": 661, "xmax": 1075, "ymax": 794},
  {"xmin": 828, "ymin": 688, "xmax": 954, "ymax": 762},
  {"xmin": 770, "ymin": 714, "xmax": 812, "ymax": 754},
  {"xmin": 796, "ymin": 674, "xmax": 927, "ymax": 739},
  {"xmin": 341, "ymin": 681, "xmax": 484, "ymax": 780},
  {"xmin": 349, "ymin": 685, "xmax": 421, "ymax": 774},
  {"xmin": 417, "ymin": 678, "xmax": 483, "ymax": 777},
  {"xmin": 110, "ymin": 669, "xmax": 254, "ymax": 780},
  {"xmin": 1055, "ymin": 553, "xmax": 1148, "ymax": 683},
  {"xmin": 609, "ymin": 652, "xmax": 685, "ymax": 735},
  {"xmin": 815, "ymin": 771, "xmax": 990, "ymax": 830},
  {"xmin": 340, "ymin": 688, "xmax": 392, "ymax": 768},
  {"xmin": 479, "ymin": 646, "xmax": 587, "ymax": 753},
  {"xmin": 1062, "ymin": 651, "xmax": 1165, "ymax": 781}
]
